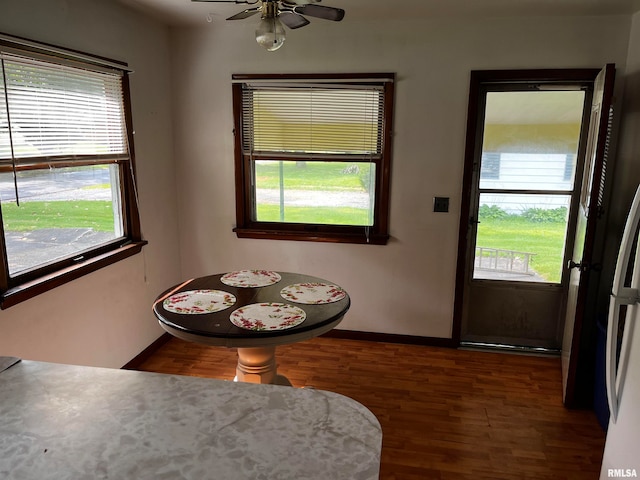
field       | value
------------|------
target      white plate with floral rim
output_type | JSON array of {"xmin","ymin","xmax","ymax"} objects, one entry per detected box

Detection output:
[
  {"xmin": 230, "ymin": 303, "xmax": 306, "ymax": 331},
  {"xmin": 163, "ymin": 290, "xmax": 236, "ymax": 315},
  {"xmin": 220, "ymin": 270, "xmax": 282, "ymax": 288},
  {"xmin": 280, "ymin": 283, "xmax": 347, "ymax": 305}
]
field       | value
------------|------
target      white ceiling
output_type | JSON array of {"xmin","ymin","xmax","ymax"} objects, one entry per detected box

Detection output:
[{"xmin": 118, "ymin": 0, "xmax": 640, "ymax": 27}]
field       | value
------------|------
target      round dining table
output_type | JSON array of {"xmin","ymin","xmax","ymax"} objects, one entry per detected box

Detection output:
[{"xmin": 152, "ymin": 270, "xmax": 350, "ymax": 385}]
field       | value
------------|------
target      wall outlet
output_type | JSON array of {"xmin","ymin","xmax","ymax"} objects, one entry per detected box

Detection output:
[{"xmin": 433, "ymin": 197, "xmax": 449, "ymax": 213}]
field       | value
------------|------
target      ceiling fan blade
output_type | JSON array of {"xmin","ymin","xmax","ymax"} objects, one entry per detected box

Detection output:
[
  {"xmin": 294, "ymin": 4, "xmax": 344, "ymax": 21},
  {"xmin": 191, "ymin": 0, "xmax": 258, "ymax": 4},
  {"xmin": 279, "ymin": 11, "xmax": 310, "ymax": 29},
  {"xmin": 227, "ymin": 7, "xmax": 260, "ymax": 20},
  {"xmin": 282, "ymin": 0, "xmax": 322, "ymax": 5}
]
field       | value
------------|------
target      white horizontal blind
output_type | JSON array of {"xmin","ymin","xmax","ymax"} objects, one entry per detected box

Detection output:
[
  {"xmin": 0, "ymin": 73, "xmax": 9, "ymax": 160},
  {"xmin": 0, "ymin": 54, "xmax": 127, "ymax": 164},
  {"xmin": 241, "ymin": 84, "xmax": 384, "ymax": 157}
]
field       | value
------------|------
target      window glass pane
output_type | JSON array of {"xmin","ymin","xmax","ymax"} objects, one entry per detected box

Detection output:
[
  {"xmin": 473, "ymin": 193, "xmax": 570, "ymax": 283},
  {"xmin": 1, "ymin": 165, "xmax": 123, "ymax": 276},
  {"xmin": 480, "ymin": 90, "xmax": 585, "ymax": 191},
  {"xmin": 254, "ymin": 160, "xmax": 375, "ymax": 226}
]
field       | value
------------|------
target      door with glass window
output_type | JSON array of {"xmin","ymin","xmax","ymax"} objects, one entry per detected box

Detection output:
[{"xmin": 456, "ymin": 70, "xmax": 602, "ymax": 351}]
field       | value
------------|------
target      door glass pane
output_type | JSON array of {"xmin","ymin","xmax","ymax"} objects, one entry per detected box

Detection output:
[
  {"xmin": 480, "ymin": 152, "xmax": 578, "ymax": 190},
  {"xmin": 481, "ymin": 91, "xmax": 585, "ymax": 191},
  {"xmin": 253, "ymin": 160, "xmax": 375, "ymax": 226},
  {"xmin": 1, "ymin": 165, "xmax": 123, "ymax": 276},
  {"xmin": 474, "ymin": 193, "xmax": 570, "ymax": 283},
  {"xmin": 473, "ymin": 89, "xmax": 586, "ymax": 284}
]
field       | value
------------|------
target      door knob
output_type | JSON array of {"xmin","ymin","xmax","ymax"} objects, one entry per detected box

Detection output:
[
  {"xmin": 567, "ymin": 261, "xmax": 601, "ymax": 272},
  {"xmin": 567, "ymin": 260, "xmax": 598, "ymax": 272}
]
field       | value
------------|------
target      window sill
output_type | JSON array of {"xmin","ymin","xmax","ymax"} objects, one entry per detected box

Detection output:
[
  {"xmin": 234, "ymin": 228, "xmax": 389, "ymax": 245},
  {"xmin": 1, "ymin": 241, "xmax": 147, "ymax": 310}
]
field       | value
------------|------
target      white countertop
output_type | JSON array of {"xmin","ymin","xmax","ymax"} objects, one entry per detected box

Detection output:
[{"xmin": 0, "ymin": 359, "xmax": 381, "ymax": 479}]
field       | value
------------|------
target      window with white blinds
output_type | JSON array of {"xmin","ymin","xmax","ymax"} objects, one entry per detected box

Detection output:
[
  {"xmin": 0, "ymin": 54, "xmax": 128, "ymax": 163},
  {"xmin": 0, "ymin": 34, "xmax": 143, "ymax": 307},
  {"xmin": 232, "ymin": 74, "xmax": 394, "ymax": 245}
]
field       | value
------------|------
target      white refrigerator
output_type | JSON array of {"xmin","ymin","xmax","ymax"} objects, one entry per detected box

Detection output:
[{"xmin": 600, "ymin": 185, "xmax": 640, "ymax": 479}]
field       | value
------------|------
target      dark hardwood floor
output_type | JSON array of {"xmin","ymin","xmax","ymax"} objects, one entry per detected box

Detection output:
[{"xmin": 136, "ymin": 336, "xmax": 606, "ymax": 480}]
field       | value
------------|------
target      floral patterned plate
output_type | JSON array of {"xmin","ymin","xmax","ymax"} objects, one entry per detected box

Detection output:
[
  {"xmin": 220, "ymin": 270, "xmax": 282, "ymax": 288},
  {"xmin": 163, "ymin": 290, "xmax": 236, "ymax": 315},
  {"xmin": 230, "ymin": 303, "xmax": 306, "ymax": 331},
  {"xmin": 280, "ymin": 283, "xmax": 347, "ymax": 305}
]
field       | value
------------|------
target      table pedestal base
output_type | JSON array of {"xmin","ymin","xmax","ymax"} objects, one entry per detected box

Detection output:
[{"xmin": 235, "ymin": 347, "xmax": 291, "ymax": 386}]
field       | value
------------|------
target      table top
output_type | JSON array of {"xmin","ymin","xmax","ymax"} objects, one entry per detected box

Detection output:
[
  {"xmin": 0, "ymin": 359, "xmax": 381, "ymax": 480},
  {"xmin": 152, "ymin": 271, "xmax": 351, "ymax": 348}
]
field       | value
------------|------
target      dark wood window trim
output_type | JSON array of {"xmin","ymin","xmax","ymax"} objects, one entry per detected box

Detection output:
[
  {"xmin": 231, "ymin": 73, "xmax": 395, "ymax": 245},
  {"xmin": 0, "ymin": 33, "xmax": 145, "ymax": 309},
  {"xmin": 1, "ymin": 241, "xmax": 146, "ymax": 309}
]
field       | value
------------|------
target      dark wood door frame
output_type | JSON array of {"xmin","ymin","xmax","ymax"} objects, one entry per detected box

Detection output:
[{"xmin": 452, "ymin": 68, "xmax": 603, "ymax": 347}]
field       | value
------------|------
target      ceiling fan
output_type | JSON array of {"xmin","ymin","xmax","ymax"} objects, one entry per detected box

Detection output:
[{"xmin": 191, "ymin": 0, "xmax": 345, "ymax": 51}]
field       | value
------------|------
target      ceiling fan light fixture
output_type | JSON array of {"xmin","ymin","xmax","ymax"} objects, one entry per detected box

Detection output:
[
  {"xmin": 255, "ymin": 15, "xmax": 286, "ymax": 51},
  {"xmin": 255, "ymin": 1, "xmax": 285, "ymax": 51},
  {"xmin": 191, "ymin": 0, "xmax": 345, "ymax": 52}
]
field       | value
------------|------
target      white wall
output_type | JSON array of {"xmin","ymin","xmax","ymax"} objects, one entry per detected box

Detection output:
[
  {"xmin": 0, "ymin": 0, "xmax": 181, "ymax": 367},
  {"xmin": 170, "ymin": 14, "xmax": 632, "ymax": 339},
  {"xmin": 599, "ymin": 11, "xmax": 640, "ymax": 309}
]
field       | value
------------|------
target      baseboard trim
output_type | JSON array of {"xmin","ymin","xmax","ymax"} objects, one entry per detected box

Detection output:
[
  {"xmin": 322, "ymin": 329, "xmax": 458, "ymax": 348},
  {"xmin": 124, "ymin": 330, "xmax": 458, "ymax": 370},
  {"xmin": 459, "ymin": 340, "xmax": 561, "ymax": 356},
  {"xmin": 122, "ymin": 332, "xmax": 173, "ymax": 370}
]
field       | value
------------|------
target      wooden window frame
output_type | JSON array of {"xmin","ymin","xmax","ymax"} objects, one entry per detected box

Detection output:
[
  {"xmin": 231, "ymin": 73, "xmax": 395, "ymax": 245},
  {"xmin": 0, "ymin": 33, "xmax": 145, "ymax": 309}
]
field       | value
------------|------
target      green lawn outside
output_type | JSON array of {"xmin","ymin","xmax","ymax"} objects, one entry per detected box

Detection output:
[
  {"xmin": 2, "ymin": 200, "xmax": 115, "ymax": 232},
  {"xmin": 476, "ymin": 216, "xmax": 567, "ymax": 282},
  {"xmin": 257, "ymin": 204, "xmax": 372, "ymax": 225},
  {"xmin": 255, "ymin": 161, "xmax": 371, "ymax": 191}
]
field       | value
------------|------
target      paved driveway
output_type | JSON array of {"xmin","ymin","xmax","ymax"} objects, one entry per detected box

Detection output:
[
  {"xmin": 256, "ymin": 188, "xmax": 372, "ymax": 208},
  {"xmin": 0, "ymin": 169, "xmax": 115, "ymax": 274}
]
